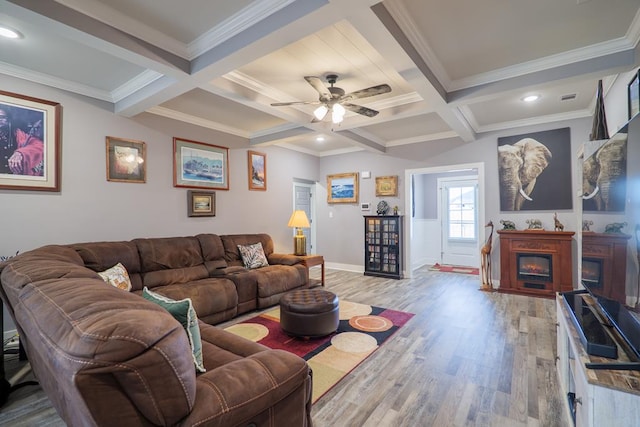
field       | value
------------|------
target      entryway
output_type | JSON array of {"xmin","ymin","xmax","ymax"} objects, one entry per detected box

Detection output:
[
  {"xmin": 292, "ymin": 180, "xmax": 316, "ymax": 255},
  {"xmin": 404, "ymin": 163, "xmax": 485, "ymax": 278}
]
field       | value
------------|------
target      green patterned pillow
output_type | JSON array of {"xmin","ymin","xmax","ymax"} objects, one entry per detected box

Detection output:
[
  {"xmin": 237, "ymin": 242, "xmax": 269, "ymax": 269},
  {"xmin": 98, "ymin": 262, "xmax": 132, "ymax": 291},
  {"xmin": 142, "ymin": 287, "xmax": 205, "ymax": 373}
]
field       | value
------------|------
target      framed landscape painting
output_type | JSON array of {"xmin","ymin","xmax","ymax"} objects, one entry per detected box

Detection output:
[
  {"xmin": 187, "ymin": 190, "xmax": 215, "ymax": 217},
  {"xmin": 248, "ymin": 150, "xmax": 266, "ymax": 191},
  {"xmin": 327, "ymin": 172, "xmax": 358, "ymax": 204},
  {"xmin": 173, "ymin": 137, "xmax": 229, "ymax": 190},
  {"xmin": 0, "ymin": 90, "xmax": 61, "ymax": 191},
  {"xmin": 106, "ymin": 136, "xmax": 146, "ymax": 183}
]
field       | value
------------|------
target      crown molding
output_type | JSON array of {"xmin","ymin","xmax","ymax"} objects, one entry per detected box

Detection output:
[
  {"xmin": 188, "ymin": 0, "xmax": 296, "ymax": 59},
  {"xmin": 146, "ymin": 106, "xmax": 250, "ymax": 137},
  {"xmin": 385, "ymin": 131, "xmax": 459, "ymax": 147},
  {"xmin": 111, "ymin": 70, "xmax": 164, "ymax": 102},
  {"xmin": 0, "ymin": 60, "xmax": 112, "ymax": 101}
]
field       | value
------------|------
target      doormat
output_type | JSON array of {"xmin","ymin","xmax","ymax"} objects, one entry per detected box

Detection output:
[
  {"xmin": 225, "ymin": 301, "xmax": 414, "ymax": 403},
  {"xmin": 429, "ymin": 262, "xmax": 479, "ymax": 275}
]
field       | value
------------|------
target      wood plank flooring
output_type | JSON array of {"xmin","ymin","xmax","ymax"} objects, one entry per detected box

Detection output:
[{"xmin": 0, "ymin": 267, "xmax": 569, "ymax": 426}]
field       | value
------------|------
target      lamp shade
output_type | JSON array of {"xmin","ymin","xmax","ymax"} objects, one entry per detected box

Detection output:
[
  {"xmin": 314, "ymin": 105, "xmax": 329, "ymax": 121},
  {"xmin": 287, "ymin": 210, "xmax": 310, "ymax": 228}
]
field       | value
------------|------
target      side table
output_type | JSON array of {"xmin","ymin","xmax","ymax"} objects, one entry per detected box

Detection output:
[{"xmin": 298, "ymin": 255, "xmax": 325, "ymax": 287}]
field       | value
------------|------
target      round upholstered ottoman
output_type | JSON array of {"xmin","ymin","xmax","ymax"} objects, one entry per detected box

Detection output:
[{"xmin": 280, "ymin": 289, "xmax": 340, "ymax": 338}]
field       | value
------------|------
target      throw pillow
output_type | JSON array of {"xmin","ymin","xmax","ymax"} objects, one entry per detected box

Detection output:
[
  {"xmin": 237, "ymin": 242, "xmax": 269, "ymax": 269},
  {"xmin": 142, "ymin": 287, "xmax": 206, "ymax": 373},
  {"xmin": 97, "ymin": 262, "xmax": 132, "ymax": 291}
]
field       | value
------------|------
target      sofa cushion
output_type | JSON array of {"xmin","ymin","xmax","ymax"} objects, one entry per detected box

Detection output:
[
  {"xmin": 142, "ymin": 287, "xmax": 206, "ymax": 373},
  {"xmin": 237, "ymin": 242, "xmax": 269, "ymax": 269},
  {"xmin": 221, "ymin": 234, "xmax": 274, "ymax": 267},
  {"xmin": 135, "ymin": 237, "xmax": 209, "ymax": 288},
  {"xmin": 196, "ymin": 233, "xmax": 228, "ymax": 274},
  {"xmin": 98, "ymin": 263, "xmax": 132, "ymax": 291},
  {"xmin": 71, "ymin": 241, "xmax": 143, "ymax": 291},
  {"xmin": 142, "ymin": 278, "xmax": 239, "ymax": 325}
]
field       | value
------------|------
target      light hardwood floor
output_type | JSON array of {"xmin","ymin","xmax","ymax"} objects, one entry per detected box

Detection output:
[{"xmin": 0, "ymin": 267, "xmax": 569, "ymax": 426}]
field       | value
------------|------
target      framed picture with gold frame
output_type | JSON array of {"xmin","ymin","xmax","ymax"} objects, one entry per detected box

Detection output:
[
  {"xmin": 375, "ymin": 175, "xmax": 398, "ymax": 197},
  {"xmin": 106, "ymin": 136, "xmax": 146, "ymax": 183},
  {"xmin": 247, "ymin": 150, "xmax": 266, "ymax": 191},
  {"xmin": 327, "ymin": 172, "xmax": 358, "ymax": 204},
  {"xmin": 187, "ymin": 190, "xmax": 215, "ymax": 217}
]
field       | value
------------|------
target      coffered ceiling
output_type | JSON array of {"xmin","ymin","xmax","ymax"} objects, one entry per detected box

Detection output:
[{"xmin": 1, "ymin": 0, "xmax": 639, "ymax": 156}]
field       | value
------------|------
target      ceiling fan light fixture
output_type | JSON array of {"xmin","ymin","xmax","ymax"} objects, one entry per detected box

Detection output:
[
  {"xmin": 332, "ymin": 103, "xmax": 345, "ymax": 123},
  {"xmin": 314, "ymin": 105, "xmax": 328, "ymax": 120}
]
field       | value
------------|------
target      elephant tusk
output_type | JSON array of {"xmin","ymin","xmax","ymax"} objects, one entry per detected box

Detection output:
[
  {"xmin": 519, "ymin": 188, "xmax": 533, "ymax": 201},
  {"xmin": 582, "ymin": 185, "xmax": 600, "ymax": 200}
]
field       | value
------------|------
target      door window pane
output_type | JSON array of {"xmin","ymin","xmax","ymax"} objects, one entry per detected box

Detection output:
[{"xmin": 448, "ymin": 185, "xmax": 476, "ymax": 240}]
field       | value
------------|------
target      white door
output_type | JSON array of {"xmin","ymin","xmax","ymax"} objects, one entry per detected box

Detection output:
[
  {"xmin": 293, "ymin": 182, "xmax": 315, "ymax": 254},
  {"xmin": 439, "ymin": 177, "xmax": 479, "ymax": 267}
]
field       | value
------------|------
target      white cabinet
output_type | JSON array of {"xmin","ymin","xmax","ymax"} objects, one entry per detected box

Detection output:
[{"xmin": 556, "ymin": 296, "xmax": 640, "ymax": 426}]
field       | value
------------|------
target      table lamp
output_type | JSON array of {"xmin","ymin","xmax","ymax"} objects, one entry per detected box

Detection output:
[{"xmin": 288, "ymin": 210, "xmax": 310, "ymax": 255}]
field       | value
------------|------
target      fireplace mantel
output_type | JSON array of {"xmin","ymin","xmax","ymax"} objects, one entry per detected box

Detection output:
[{"xmin": 497, "ymin": 229, "xmax": 575, "ymax": 298}]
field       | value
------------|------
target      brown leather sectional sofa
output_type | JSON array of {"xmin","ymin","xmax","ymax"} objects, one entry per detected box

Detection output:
[{"xmin": 0, "ymin": 233, "xmax": 313, "ymax": 426}]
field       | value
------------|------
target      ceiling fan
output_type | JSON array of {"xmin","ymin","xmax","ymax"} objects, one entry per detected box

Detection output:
[{"xmin": 271, "ymin": 74, "xmax": 391, "ymax": 123}]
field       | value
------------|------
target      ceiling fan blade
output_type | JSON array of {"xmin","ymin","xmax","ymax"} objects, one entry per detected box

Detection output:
[
  {"xmin": 304, "ymin": 76, "xmax": 331, "ymax": 101},
  {"xmin": 342, "ymin": 103, "xmax": 379, "ymax": 117},
  {"xmin": 344, "ymin": 84, "xmax": 391, "ymax": 100},
  {"xmin": 271, "ymin": 100, "xmax": 321, "ymax": 106}
]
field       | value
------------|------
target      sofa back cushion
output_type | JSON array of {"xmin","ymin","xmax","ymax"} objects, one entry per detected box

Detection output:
[
  {"xmin": 196, "ymin": 233, "xmax": 228, "ymax": 274},
  {"xmin": 72, "ymin": 241, "xmax": 143, "ymax": 291},
  {"xmin": 134, "ymin": 237, "xmax": 208, "ymax": 288},
  {"xmin": 221, "ymin": 234, "xmax": 274, "ymax": 267}
]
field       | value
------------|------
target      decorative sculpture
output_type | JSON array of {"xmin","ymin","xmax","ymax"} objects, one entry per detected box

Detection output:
[
  {"xmin": 526, "ymin": 219, "xmax": 543, "ymax": 230},
  {"xmin": 480, "ymin": 221, "xmax": 494, "ymax": 292},
  {"xmin": 582, "ymin": 220, "xmax": 593, "ymax": 231},
  {"xmin": 500, "ymin": 219, "xmax": 516, "ymax": 230},
  {"xmin": 604, "ymin": 222, "xmax": 627, "ymax": 234},
  {"xmin": 553, "ymin": 213, "xmax": 564, "ymax": 231}
]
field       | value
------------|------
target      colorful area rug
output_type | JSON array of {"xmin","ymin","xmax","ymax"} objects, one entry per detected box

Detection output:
[
  {"xmin": 225, "ymin": 301, "xmax": 413, "ymax": 403},
  {"xmin": 429, "ymin": 262, "xmax": 479, "ymax": 275}
]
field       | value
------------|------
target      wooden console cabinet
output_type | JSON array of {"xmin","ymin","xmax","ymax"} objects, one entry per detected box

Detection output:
[
  {"xmin": 497, "ymin": 229, "xmax": 574, "ymax": 298},
  {"xmin": 582, "ymin": 232, "xmax": 630, "ymax": 304}
]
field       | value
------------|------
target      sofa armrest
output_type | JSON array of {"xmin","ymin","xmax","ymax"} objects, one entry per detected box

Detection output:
[
  {"xmin": 268, "ymin": 253, "xmax": 301, "ymax": 266},
  {"xmin": 209, "ymin": 265, "xmax": 247, "ymax": 277},
  {"xmin": 183, "ymin": 349, "xmax": 311, "ymax": 426}
]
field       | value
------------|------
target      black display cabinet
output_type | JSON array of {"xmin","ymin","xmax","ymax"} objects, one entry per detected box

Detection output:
[{"xmin": 364, "ymin": 215, "xmax": 403, "ymax": 279}]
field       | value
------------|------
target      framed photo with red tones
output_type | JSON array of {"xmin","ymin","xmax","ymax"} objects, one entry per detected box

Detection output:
[{"xmin": 0, "ymin": 90, "xmax": 61, "ymax": 191}]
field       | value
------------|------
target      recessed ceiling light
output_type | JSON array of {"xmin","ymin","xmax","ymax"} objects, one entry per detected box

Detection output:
[
  {"xmin": 0, "ymin": 26, "xmax": 23, "ymax": 39},
  {"xmin": 522, "ymin": 94, "xmax": 540, "ymax": 103},
  {"xmin": 315, "ymin": 136, "xmax": 325, "ymax": 142}
]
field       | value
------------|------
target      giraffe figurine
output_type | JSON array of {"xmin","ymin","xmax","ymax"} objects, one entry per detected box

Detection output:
[{"xmin": 480, "ymin": 220, "xmax": 494, "ymax": 291}]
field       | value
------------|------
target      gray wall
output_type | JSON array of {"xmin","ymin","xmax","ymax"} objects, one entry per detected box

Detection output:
[{"xmin": 317, "ymin": 118, "xmax": 592, "ymax": 271}]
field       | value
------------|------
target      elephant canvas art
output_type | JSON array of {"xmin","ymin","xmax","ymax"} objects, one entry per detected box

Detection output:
[
  {"xmin": 582, "ymin": 132, "xmax": 627, "ymax": 212},
  {"xmin": 498, "ymin": 128, "xmax": 573, "ymax": 211}
]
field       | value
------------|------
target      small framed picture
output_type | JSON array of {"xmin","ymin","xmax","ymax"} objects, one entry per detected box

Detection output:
[
  {"xmin": 375, "ymin": 175, "xmax": 398, "ymax": 197},
  {"xmin": 628, "ymin": 70, "xmax": 640, "ymax": 120},
  {"xmin": 187, "ymin": 190, "xmax": 215, "ymax": 217},
  {"xmin": 106, "ymin": 136, "xmax": 146, "ymax": 183},
  {"xmin": 327, "ymin": 172, "xmax": 358, "ymax": 204},
  {"xmin": 248, "ymin": 150, "xmax": 266, "ymax": 191}
]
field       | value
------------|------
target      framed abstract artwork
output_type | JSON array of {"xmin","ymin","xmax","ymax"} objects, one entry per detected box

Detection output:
[
  {"xmin": 327, "ymin": 172, "xmax": 358, "ymax": 204},
  {"xmin": 0, "ymin": 90, "xmax": 61, "ymax": 191},
  {"xmin": 106, "ymin": 136, "xmax": 146, "ymax": 183},
  {"xmin": 173, "ymin": 137, "xmax": 229, "ymax": 190},
  {"xmin": 187, "ymin": 190, "xmax": 216, "ymax": 217},
  {"xmin": 248, "ymin": 150, "xmax": 266, "ymax": 191}
]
